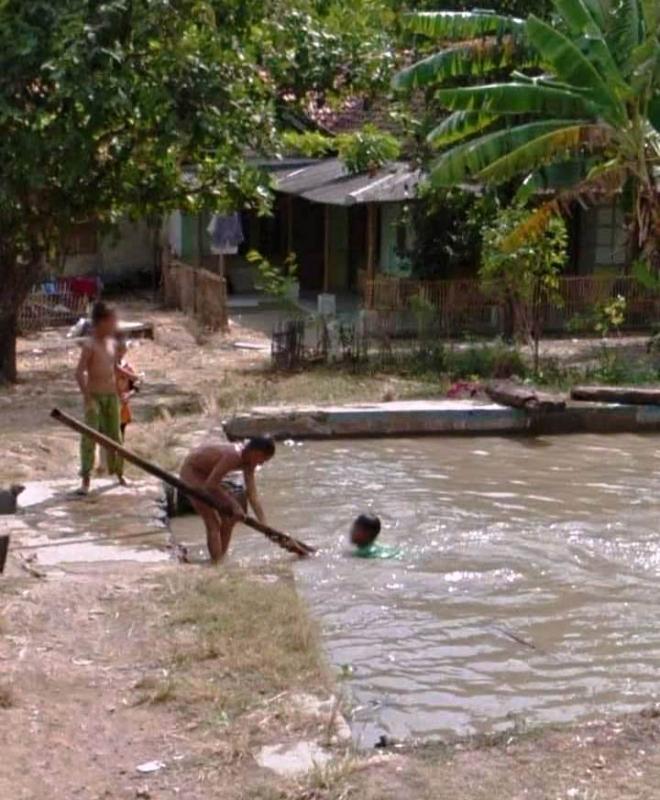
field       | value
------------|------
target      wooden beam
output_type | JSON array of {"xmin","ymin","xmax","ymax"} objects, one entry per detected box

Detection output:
[
  {"xmin": 486, "ymin": 381, "xmax": 566, "ymax": 413},
  {"xmin": 366, "ymin": 204, "xmax": 377, "ymax": 309},
  {"xmin": 571, "ymin": 385, "xmax": 660, "ymax": 405},
  {"xmin": 50, "ymin": 408, "xmax": 315, "ymax": 557},
  {"xmin": 286, "ymin": 195, "xmax": 294, "ymax": 256},
  {"xmin": 323, "ymin": 204, "xmax": 330, "ymax": 293}
]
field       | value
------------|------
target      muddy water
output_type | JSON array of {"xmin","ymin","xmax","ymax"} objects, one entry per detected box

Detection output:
[{"xmin": 172, "ymin": 434, "xmax": 660, "ymax": 745}]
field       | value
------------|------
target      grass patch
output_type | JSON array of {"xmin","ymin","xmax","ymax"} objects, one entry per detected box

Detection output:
[{"xmin": 152, "ymin": 569, "xmax": 326, "ymax": 718}]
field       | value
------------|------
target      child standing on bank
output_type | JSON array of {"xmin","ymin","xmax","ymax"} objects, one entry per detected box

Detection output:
[
  {"xmin": 114, "ymin": 335, "xmax": 139, "ymax": 440},
  {"xmin": 75, "ymin": 302, "xmax": 125, "ymax": 494}
]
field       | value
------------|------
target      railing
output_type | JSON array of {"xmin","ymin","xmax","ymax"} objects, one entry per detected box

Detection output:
[
  {"xmin": 362, "ymin": 274, "xmax": 660, "ymax": 335},
  {"xmin": 18, "ymin": 279, "xmax": 93, "ymax": 333},
  {"xmin": 162, "ymin": 257, "xmax": 228, "ymax": 331}
]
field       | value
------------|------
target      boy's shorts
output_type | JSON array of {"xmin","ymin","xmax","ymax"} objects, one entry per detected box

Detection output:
[{"xmin": 164, "ymin": 477, "xmax": 247, "ymax": 517}]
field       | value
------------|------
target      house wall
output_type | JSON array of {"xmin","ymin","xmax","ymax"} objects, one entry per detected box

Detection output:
[
  {"xmin": 327, "ymin": 206, "xmax": 349, "ymax": 291},
  {"xmin": 576, "ymin": 201, "xmax": 630, "ymax": 273},
  {"xmin": 379, "ymin": 203, "xmax": 413, "ymax": 275},
  {"xmin": 64, "ymin": 219, "xmax": 154, "ymax": 280}
]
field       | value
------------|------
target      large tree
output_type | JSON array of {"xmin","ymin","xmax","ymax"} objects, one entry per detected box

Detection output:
[
  {"xmin": 394, "ymin": 0, "xmax": 660, "ymax": 263},
  {"xmin": 0, "ymin": 0, "xmax": 275, "ymax": 382}
]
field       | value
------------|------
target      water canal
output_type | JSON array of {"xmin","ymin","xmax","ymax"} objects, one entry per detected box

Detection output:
[{"xmin": 167, "ymin": 433, "xmax": 660, "ymax": 745}]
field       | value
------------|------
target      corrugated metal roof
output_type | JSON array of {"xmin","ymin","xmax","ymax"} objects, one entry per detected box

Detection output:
[{"xmin": 267, "ymin": 158, "xmax": 422, "ymax": 206}]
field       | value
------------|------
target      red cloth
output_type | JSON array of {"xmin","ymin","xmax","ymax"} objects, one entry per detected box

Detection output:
[{"xmin": 69, "ymin": 276, "xmax": 99, "ymax": 297}]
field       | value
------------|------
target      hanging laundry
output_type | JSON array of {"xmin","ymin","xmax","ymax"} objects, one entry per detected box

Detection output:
[{"xmin": 207, "ymin": 213, "xmax": 244, "ymax": 255}]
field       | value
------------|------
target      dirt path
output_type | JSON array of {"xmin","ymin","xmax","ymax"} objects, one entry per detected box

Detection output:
[{"xmin": 0, "ymin": 562, "xmax": 341, "ymax": 800}]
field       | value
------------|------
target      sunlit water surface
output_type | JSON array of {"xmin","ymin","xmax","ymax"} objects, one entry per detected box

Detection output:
[{"xmin": 172, "ymin": 434, "xmax": 660, "ymax": 745}]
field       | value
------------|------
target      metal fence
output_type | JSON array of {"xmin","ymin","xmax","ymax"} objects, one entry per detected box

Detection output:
[
  {"xmin": 162, "ymin": 257, "xmax": 228, "ymax": 331},
  {"xmin": 363, "ymin": 274, "xmax": 660, "ymax": 336}
]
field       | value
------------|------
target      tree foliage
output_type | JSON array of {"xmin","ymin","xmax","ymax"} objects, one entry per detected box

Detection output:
[
  {"xmin": 0, "ymin": 0, "xmax": 277, "ymax": 381},
  {"xmin": 481, "ymin": 205, "xmax": 568, "ymax": 368}
]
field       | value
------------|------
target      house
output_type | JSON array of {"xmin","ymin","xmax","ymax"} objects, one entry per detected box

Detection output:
[
  {"xmin": 166, "ymin": 157, "xmax": 420, "ymax": 304},
  {"xmin": 62, "ymin": 218, "xmax": 158, "ymax": 289}
]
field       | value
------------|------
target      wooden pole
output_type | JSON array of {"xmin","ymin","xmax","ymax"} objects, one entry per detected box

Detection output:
[
  {"xmin": 366, "ymin": 204, "xmax": 376, "ymax": 309},
  {"xmin": 50, "ymin": 409, "xmax": 315, "ymax": 557},
  {"xmin": 323, "ymin": 205, "xmax": 330, "ymax": 293},
  {"xmin": 286, "ymin": 195, "xmax": 294, "ymax": 256}
]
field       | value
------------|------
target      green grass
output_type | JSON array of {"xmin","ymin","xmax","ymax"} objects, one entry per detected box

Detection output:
[{"xmin": 143, "ymin": 569, "xmax": 327, "ymax": 718}]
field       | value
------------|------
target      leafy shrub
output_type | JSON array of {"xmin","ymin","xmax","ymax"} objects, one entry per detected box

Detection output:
[
  {"xmin": 336, "ymin": 125, "xmax": 400, "ymax": 174},
  {"xmin": 445, "ymin": 341, "xmax": 527, "ymax": 381},
  {"xmin": 282, "ymin": 131, "xmax": 334, "ymax": 158}
]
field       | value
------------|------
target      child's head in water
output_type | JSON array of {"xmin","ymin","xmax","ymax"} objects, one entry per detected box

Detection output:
[{"xmin": 350, "ymin": 513, "xmax": 381, "ymax": 549}]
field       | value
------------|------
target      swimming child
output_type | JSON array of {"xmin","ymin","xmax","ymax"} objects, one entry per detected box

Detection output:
[
  {"xmin": 114, "ymin": 336, "xmax": 140, "ymax": 440},
  {"xmin": 350, "ymin": 514, "xmax": 399, "ymax": 559}
]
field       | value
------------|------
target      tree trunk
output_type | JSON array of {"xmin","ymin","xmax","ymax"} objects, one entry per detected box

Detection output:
[
  {"xmin": 0, "ymin": 310, "xmax": 18, "ymax": 383},
  {"xmin": 0, "ymin": 249, "xmax": 44, "ymax": 383},
  {"xmin": 486, "ymin": 380, "xmax": 566, "ymax": 412}
]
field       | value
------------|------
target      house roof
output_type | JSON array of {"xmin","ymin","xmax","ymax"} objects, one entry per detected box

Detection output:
[{"xmin": 264, "ymin": 158, "xmax": 422, "ymax": 206}]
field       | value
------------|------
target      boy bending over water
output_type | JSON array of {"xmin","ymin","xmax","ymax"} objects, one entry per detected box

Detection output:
[
  {"xmin": 75, "ymin": 302, "xmax": 124, "ymax": 494},
  {"xmin": 180, "ymin": 437, "xmax": 275, "ymax": 562}
]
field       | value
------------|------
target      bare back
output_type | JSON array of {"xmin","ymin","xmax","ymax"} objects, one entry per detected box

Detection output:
[{"xmin": 181, "ymin": 442, "xmax": 244, "ymax": 483}]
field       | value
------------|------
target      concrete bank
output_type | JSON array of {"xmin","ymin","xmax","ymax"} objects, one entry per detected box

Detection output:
[{"xmin": 224, "ymin": 399, "xmax": 660, "ymax": 440}]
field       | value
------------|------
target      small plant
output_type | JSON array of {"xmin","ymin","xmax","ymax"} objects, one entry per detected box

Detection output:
[
  {"xmin": 595, "ymin": 294, "xmax": 626, "ymax": 338},
  {"xmin": 336, "ymin": 125, "xmax": 400, "ymax": 175},
  {"xmin": 408, "ymin": 290, "xmax": 436, "ymax": 342},
  {"xmin": 247, "ymin": 250, "xmax": 300, "ymax": 308},
  {"xmin": 480, "ymin": 206, "xmax": 568, "ymax": 374}
]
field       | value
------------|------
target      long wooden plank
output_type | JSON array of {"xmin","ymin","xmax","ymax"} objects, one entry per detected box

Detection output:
[
  {"xmin": 486, "ymin": 381, "xmax": 566, "ymax": 412},
  {"xmin": 571, "ymin": 386, "xmax": 660, "ymax": 406},
  {"xmin": 50, "ymin": 409, "xmax": 315, "ymax": 557}
]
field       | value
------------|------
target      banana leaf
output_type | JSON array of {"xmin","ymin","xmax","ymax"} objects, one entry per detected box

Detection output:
[
  {"xmin": 435, "ymin": 82, "xmax": 597, "ymax": 117},
  {"xmin": 430, "ymin": 120, "xmax": 581, "ymax": 186}
]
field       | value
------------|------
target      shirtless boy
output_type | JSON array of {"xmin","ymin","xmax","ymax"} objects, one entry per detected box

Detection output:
[
  {"xmin": 75, "ymin": 302, "xmax": 124, "ymax": 494},
  {"xmin": 180, "ymin": 437, "xmax": 275, "ymax": 562}
]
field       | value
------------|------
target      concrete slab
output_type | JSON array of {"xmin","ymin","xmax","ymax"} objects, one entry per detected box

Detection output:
[
  {"xmin": 256, "ymin": 741, "xmax": 332, "ymax": 777},
  {"xmin": 224, "ymin": 399, "xmax": 660, "ymax": 440},
  {"xmin": 225, "ymin": 399, "xmax": 528, "ymax": 440},
  {"xmin": 0, "ymin": 477, "xmax": 170, "ymax": 574}
]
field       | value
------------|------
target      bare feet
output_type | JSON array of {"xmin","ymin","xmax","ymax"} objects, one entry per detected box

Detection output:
[
  {"xmin": 117, "ymin": 475, "xmax": 128, "ymax": 487},
  {"xmin": 76, "ymin": 476, "xmax": 91, "ymax": 496}
]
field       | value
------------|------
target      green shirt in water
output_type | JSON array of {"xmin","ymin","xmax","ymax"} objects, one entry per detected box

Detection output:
[{"xmin": 354, "ymin": 543, "xmax": 401, "ymax": 560}]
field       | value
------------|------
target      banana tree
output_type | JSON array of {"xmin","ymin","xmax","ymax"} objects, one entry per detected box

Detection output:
[{"xmin": 394, "ymin": 1, "xmax": 660, "ymax": 264}]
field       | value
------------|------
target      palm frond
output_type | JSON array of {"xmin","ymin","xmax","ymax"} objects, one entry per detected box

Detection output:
[
  {"xmin": 552, "ymin": 0, "xmax": 600, "ymax": 35},
  {"xmin": 478, "ymin": 124, "xmax": 600, "ymax": 182},
  {"xmin": 514, "ymin": 158, "xmax": 593, "ymax": 203},
  {"xmin": 394, "ymin": 37, "xmax": 537, "ymax": 91},
  {"xmin": 427, "ymin": 111, "xmax": 499, "ymax": 148},
  {"xmin": 501, "ymin": 202, "xmax": 559, "ymax": 252},
  {"xmin": 503, "ymin": 158, "xmax": 628, "ymax": 251},
  {"xmin": 436, "ymin": 83, "xmax": 597, "ymax": 117},
  {"xmin": 608, "ymin": 0, "xmax": 642, "ymax": 75},
  {"xmin": 403, "ymin": 11, "xmax": 524, "ymax": 40},
  {"xmin": 641, "ymin": 0, "xmax": 659, "ymax": 33},
  {"xmin": 526, "ymin": 15, "xmax": 624, "ymax": 121},
  {"xmin": 430, "ymin": 120, "xmax": 582, "ymax": 186}
]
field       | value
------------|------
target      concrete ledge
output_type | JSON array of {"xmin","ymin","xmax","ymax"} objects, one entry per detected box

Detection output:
[
  {"xmin": 224, "ymin": 399, "xmax": 660, "ymax": 440},
  {"xmin": 225, "ymin": 400, "xmax": 529, "ymax": 439}
]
